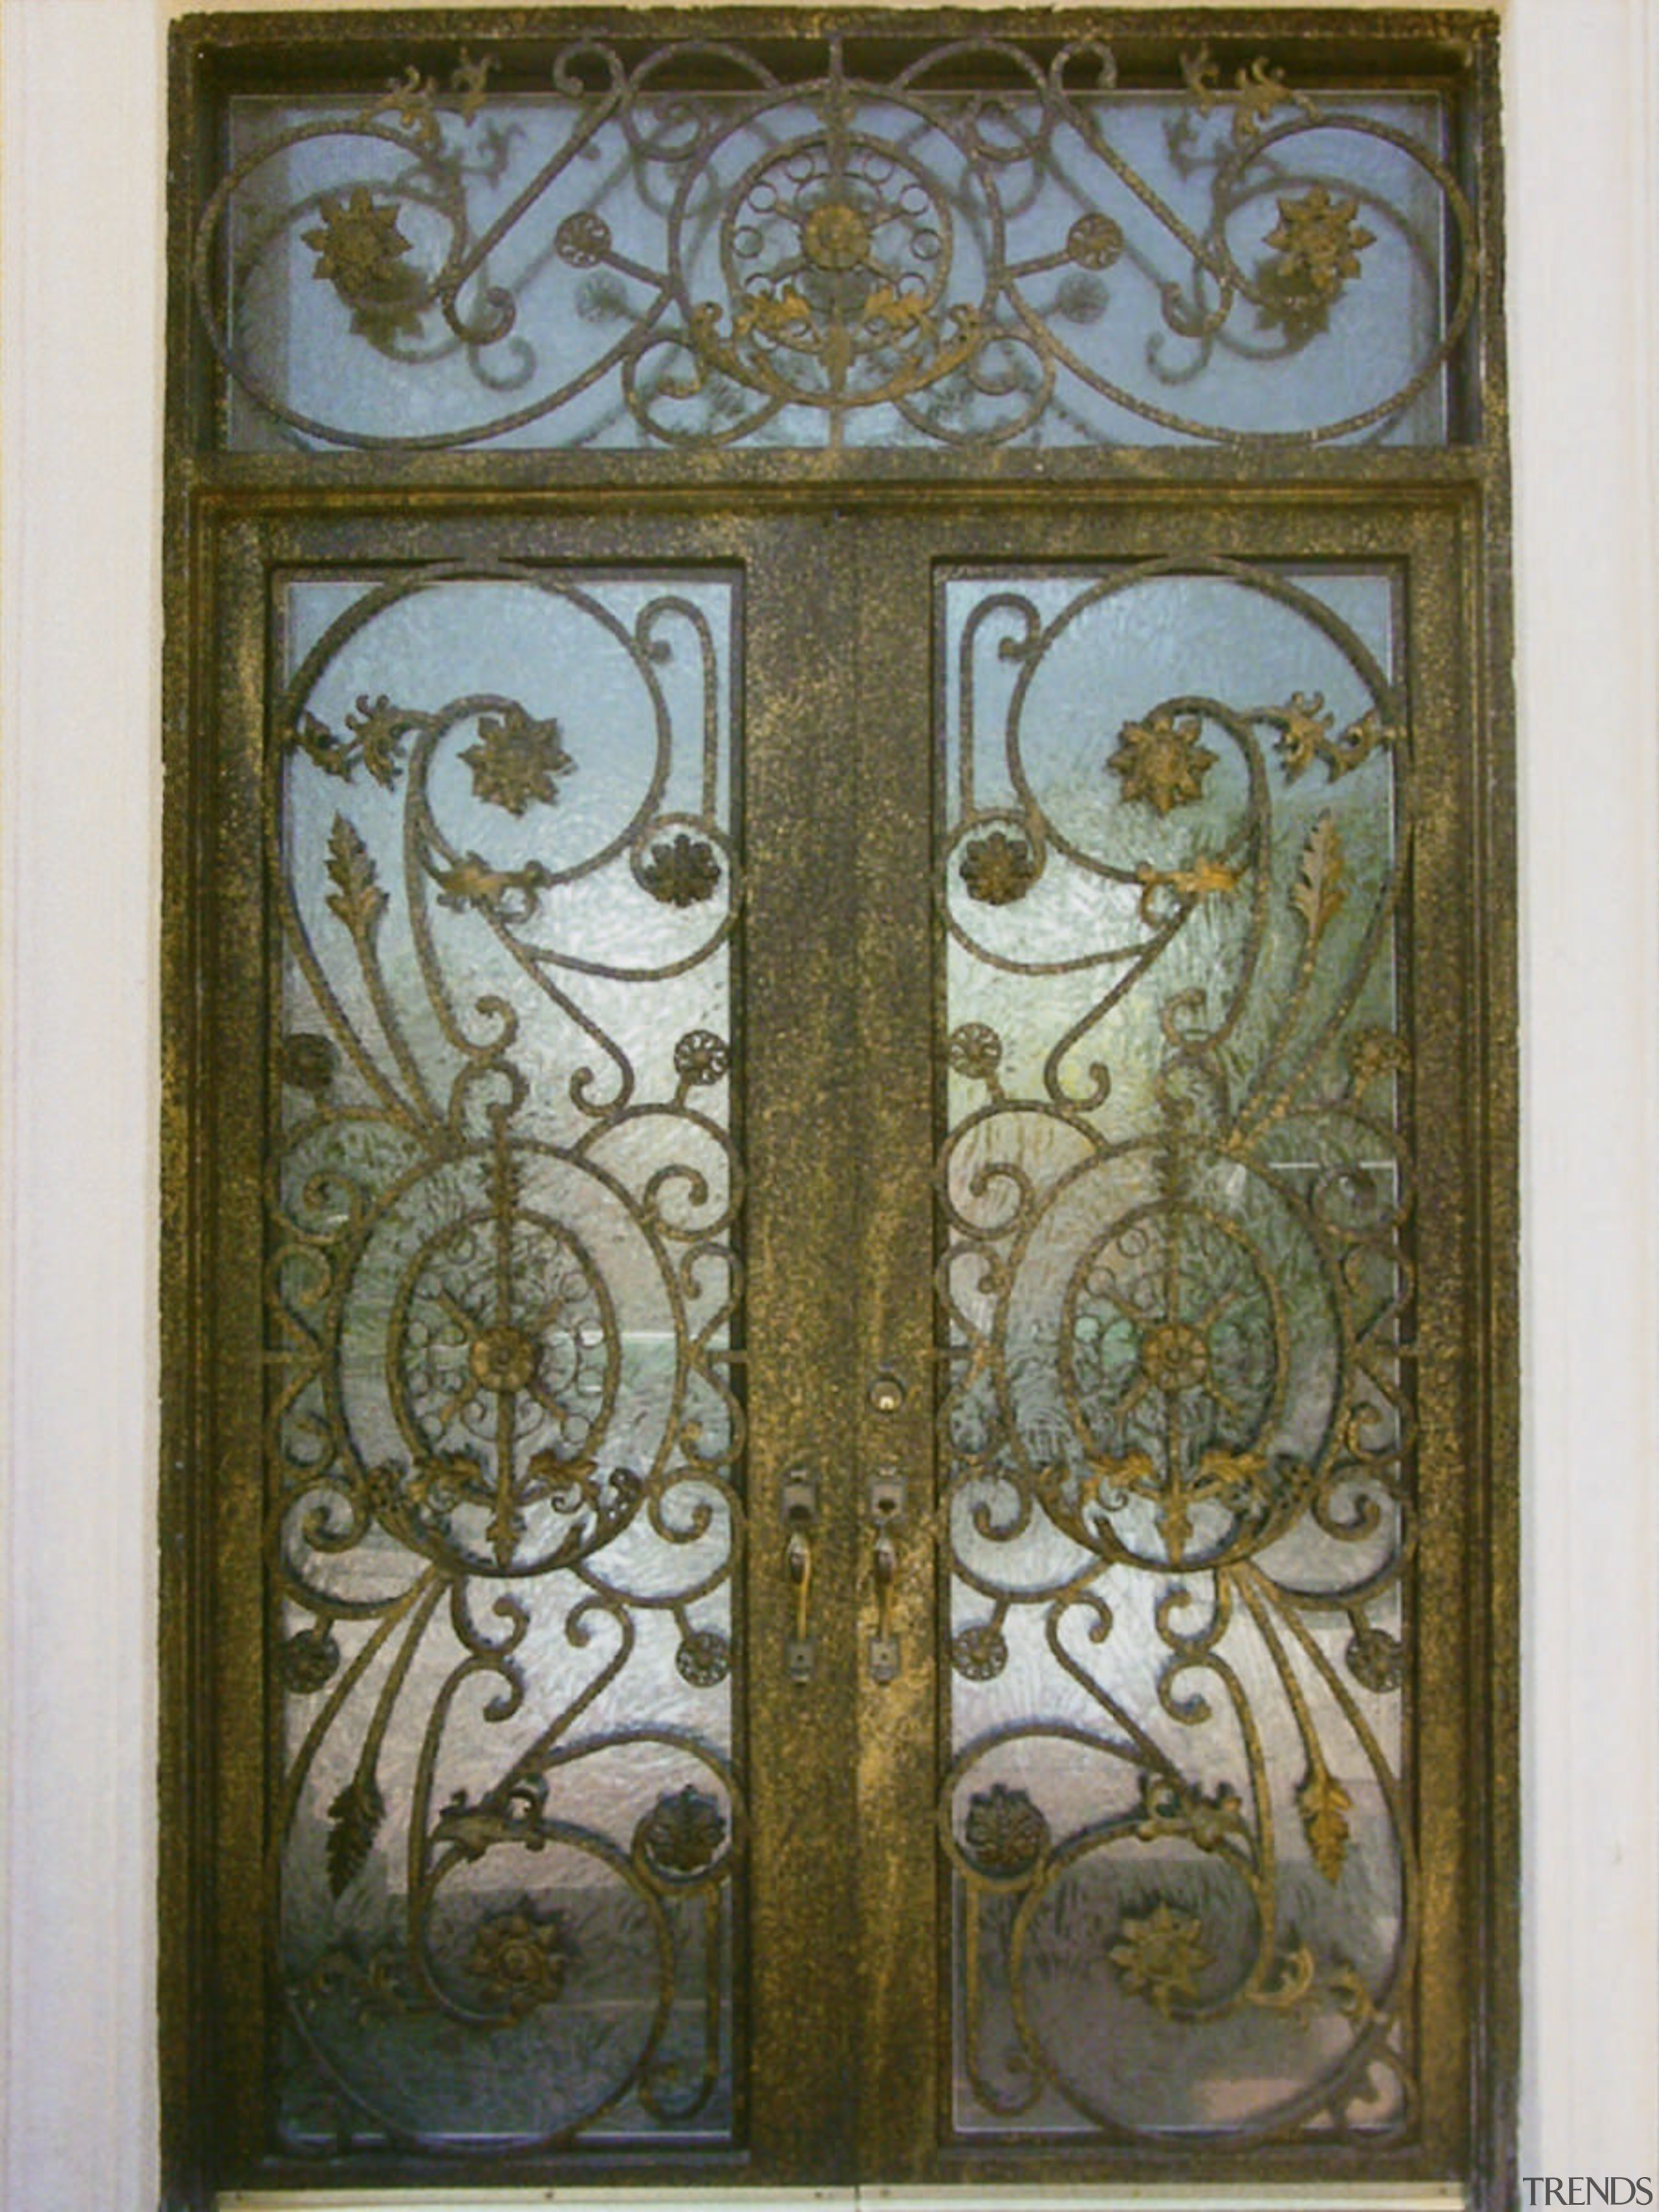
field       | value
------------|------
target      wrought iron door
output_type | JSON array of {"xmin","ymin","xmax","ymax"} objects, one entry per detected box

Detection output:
[
  {"xmin": 182, "ymin": 491, "xmax": 1485, "ymax": 2197},
  {"xmin": 163, "ymin": 16, "xmax": 1514, "ymax": 2207}
]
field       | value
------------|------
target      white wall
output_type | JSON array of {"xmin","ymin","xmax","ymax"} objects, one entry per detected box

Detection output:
[{"xmin": 3, "ymin": 1, "xmax": 1656, "ymax": 2206}]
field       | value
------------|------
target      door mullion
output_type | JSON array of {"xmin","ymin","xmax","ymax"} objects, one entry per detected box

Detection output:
[
  {"xmin": 744, "ymin": 513, "xmax": 864, "ymax": 2182},
  {"xmin": 851, "ymin": 518, "xmax": 944, "ymax": 2178}
]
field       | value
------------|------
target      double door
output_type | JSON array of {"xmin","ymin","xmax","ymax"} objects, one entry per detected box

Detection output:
[{"xmin": 203, "ymin": 493, "xmax": 1475, "ymax": 2191}]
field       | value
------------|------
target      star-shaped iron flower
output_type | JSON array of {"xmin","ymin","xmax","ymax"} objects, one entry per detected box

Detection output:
[
  {"xmin": 1109, "ymin": 1902, "xmax": 1213, "ymax": 2016},
  {"xmin": 1264, "ymin": 187, "xmax": 1375, "ymax": 303},
  {"xmin": 1108, "ymin": 710, "xmax": 1216, "ymax": 815},
  {"xmin": 303, "ymin": 188, "xmax": 414, "ymax": 305},
  {"xmin": 461, "ymin": 704, "xmax": 572, "ymax": 816}
]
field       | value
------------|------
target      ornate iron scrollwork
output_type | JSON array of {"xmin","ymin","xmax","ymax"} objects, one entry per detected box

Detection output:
[
  {"xmin": 266, "ymin": 566, "xmax": 743, "ymax": 2150},
  {"xmin": 198, "ymin": 32, "xmax": 1474, "ymax": 451},
  {"xmin": 939, "ymin": 560, "xmax": 1415, "ymax": 2141}
]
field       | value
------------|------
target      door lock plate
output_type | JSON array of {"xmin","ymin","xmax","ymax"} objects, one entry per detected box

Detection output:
[
  {"xmin": 868, "ymin": 1467, "xmax": 907, "ymax": 1526},
  {"xmin": 781, "ymin": 1465, "xmax": 818, "ymax": 1528}
]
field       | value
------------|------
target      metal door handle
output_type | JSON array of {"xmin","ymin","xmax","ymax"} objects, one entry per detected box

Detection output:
[
  {"xmin": 867, "ymin": 1467, "xmax": 906, "ymax": 1684},
  {"xmin": 785, "ymin": 1526, "xmax": 814, "ymax": 1682},
  {"xmin": 870, "ymin": 1525, "xmax": 899, "ymax": 1680},
  {"xmin": 780, "ymin": 1467, "xmax": 817, "ymax": 1684}
]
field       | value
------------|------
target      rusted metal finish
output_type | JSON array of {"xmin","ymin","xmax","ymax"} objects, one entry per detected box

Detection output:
[{"xmin": 159, "ymin": 12, "xmax": 1514, "ymax": 2209}]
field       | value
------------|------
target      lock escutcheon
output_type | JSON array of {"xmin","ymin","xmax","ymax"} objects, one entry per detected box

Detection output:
[{"xmin": 868, "ymin": 1465, "xmax": 907, "ymax": 1526}]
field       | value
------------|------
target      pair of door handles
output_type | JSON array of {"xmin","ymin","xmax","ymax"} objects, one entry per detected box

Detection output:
[{"xmin": 781, "ymin": 1465, "xmax": 907, "ymax": 1686}]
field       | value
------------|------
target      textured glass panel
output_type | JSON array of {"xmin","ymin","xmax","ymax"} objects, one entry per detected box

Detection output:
[
  {"xmin": 268, "ymin": 570, "xmax": 743, "ymax": 2150},
  {"xmin": 207, "ymin": 38, "xmax": 1467, "ymax": 452},
  {"xmin": 938, "ymin": 566, "xmax": 1411, "ymax": 2140}
]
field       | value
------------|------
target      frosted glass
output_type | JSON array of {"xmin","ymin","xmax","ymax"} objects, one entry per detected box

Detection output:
[
  {"xmin": 213, "ymin": 65, "xmax": 1461, "ymax": 451},
  {"xmin": 269, "ymin": 571, "xmax": 742, "ymax": 2149},
  {"xmin": 938, "ymin": 566, "xmax": 1412, "ymax": 2141}
]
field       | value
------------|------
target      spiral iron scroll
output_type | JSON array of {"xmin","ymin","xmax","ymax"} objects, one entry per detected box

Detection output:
[
  {"xmin": 938, "ymin": 562, "xmax": 1415, "ymax": 2142},
  {"xmin": 198, "ymin": 34, "xmax": 1474, "ymax": 451},
  {"xmin": 266, "ymin": 567, "xmax": 743, "ymax": 2150}
]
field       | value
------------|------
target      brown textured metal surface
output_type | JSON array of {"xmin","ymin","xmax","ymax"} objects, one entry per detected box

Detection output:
[{"xmin": 159, "ymin": 11, "xmax": 1515, "ymax": 2210}]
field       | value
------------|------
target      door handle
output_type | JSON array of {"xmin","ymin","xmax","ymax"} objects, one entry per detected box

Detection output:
[
  {"xmin": 785, "ymin": 1526, "xmax": 813, "ymax": 1682},
  {"xmin": 780, "ymin": 1467, "xmax": 818, "ymax": 1684},
  {"xmin": 866, "ymin": 1467, "xmax": 907, "ymax": 1684}
]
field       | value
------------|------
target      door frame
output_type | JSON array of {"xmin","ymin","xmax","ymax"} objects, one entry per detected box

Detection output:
[{"xmin": 6, "ymin": 3, "xmax": 1659, "ymax": 2210}]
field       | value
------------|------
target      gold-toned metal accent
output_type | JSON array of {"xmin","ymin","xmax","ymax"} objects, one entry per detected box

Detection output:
[
  {"xmin": 1139, "ymin": 1319, "xmax": 1209, "ymax": 1395},
  {"xmin": 1266, "ymin": 186, "xmax": 1378, "ymax": 302},
  {"xmin": 301, "ymin": 187, "xmax": 419, "ymax": 327},
  {"xmin": 467, "ymin": 1322, "xmax": 537, "ymax": 1394},
  {"xmin": 786, "ymin": 1529, "xmax": 815, "ymax": 1684},
  {"xmin": 1109, "ymin": 1902, "xmax": 1215, "ymax": 2018},
  {"xmin": 1108, "ymin": 707, "xmax": 1219, "ymax": 815},
  {"xmin": 867, "ymin": 1467, "xmax": 907, "ymax": 1684},
  {"xmin": 869, "ymin": 1531, "xmax": 899, "ymax": 1684},
  {"xmin": 783, "ymin": 1466, "xmax": 819, "ymax": 1683},
  {"xmin": 802, "ymin": 198, "xmax": 875, "ymax": 273}
]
